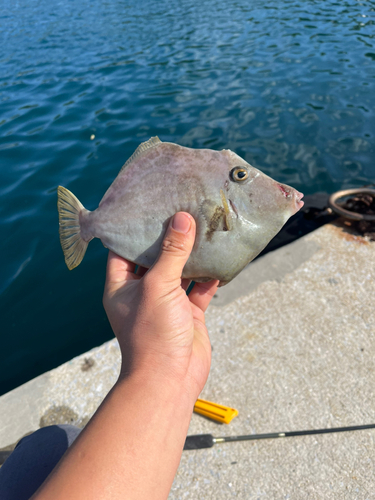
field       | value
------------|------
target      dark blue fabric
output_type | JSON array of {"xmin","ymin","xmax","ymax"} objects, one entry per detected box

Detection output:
[{"xmin": 0, "ymin": 425, "xmax": 81, "ymax": 500}]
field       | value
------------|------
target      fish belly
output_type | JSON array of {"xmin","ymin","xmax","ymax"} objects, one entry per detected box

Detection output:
[{"xmin": 85, "ymin": 192, "xmax": 249, "ymax": 283}]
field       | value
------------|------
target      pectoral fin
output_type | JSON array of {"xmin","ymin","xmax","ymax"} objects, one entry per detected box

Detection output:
[
  {"xmin": 200, "ymin": 190, "xmax": 233, "ymax": 242},
  {"xmin": 220, "ymin": 189, "xmax": 233, "ymax": 231}
]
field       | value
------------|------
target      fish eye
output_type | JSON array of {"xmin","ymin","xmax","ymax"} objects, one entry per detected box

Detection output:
[{"xmin": 230, "ymin": 167, "xmax": 249, "ymax": 182}]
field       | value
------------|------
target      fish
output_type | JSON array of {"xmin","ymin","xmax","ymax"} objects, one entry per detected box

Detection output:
[{"xmin": 57, "ymin": 136, "xmax": 304, "ymax": 286}]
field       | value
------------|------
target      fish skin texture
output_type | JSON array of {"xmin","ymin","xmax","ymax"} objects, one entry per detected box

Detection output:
[{"xmin": 61, "ymin": 137, "xmax": 304, "ymax": 285}]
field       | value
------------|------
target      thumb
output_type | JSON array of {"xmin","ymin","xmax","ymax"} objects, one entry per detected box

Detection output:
[{"xmin": 148, "ymin": 212, "xmax": 196, "ymax": 286}]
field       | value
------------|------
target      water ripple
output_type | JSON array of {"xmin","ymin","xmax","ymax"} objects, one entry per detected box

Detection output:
[{"xmin": 0, "ymin": 0, "xmax": 375, "ymax": 394}]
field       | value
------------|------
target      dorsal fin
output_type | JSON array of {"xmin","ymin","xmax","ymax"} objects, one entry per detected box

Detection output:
[{"xmin": 119, "ymin": 136, "xmax": 162, "ymax": 173}]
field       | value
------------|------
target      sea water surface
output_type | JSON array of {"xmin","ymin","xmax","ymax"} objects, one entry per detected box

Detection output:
[{"xmin": 1, "ymin": 0, "xmax": 374, "ymax": 395}]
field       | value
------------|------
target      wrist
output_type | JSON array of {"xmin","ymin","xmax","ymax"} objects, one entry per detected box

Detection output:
[
  {"xmin": 120, "ymin": 341, "xmax": 210, "ymax": 403},
  {"xmin": 117, "ymin": 359, "xmax": 202, "ymax": 410}
]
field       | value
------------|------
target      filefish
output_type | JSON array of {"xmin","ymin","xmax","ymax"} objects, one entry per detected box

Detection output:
[{"xmin": 57, "ymin": 137, "xmax": 304, "ymax": 286}]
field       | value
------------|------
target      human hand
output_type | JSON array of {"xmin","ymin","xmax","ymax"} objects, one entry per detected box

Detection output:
[
  {"xmin": 31, "ymin": 215, "xmax": 219, "ymax": 500},
  {"xmin": 103, "ymin": 212, "xmax": 219, "ymax": 400}
]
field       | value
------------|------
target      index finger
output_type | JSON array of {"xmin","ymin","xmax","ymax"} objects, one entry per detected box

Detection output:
[
  {"xmin": 187, "ymin": 279, "xmax": 220, "ymax": 313},
  {"xmin": 105, "ymin": 251, "xmax": 137, "ymax": 287}
]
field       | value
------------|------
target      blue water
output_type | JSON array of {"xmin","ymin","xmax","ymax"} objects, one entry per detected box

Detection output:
[{"xmin": 1, "ymin": 0, "xmax": 374, "ymax": 395}]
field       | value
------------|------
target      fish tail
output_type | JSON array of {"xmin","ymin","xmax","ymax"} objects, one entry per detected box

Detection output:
[{"xmin": 57, "ymin": 186, "xmax": 90, "ymax": 270}]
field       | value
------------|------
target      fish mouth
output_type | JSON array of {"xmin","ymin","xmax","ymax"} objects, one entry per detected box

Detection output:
[
  {"xmin": 295, "ymin": 190, "xmax": 304, "ymax": 210},
  {"xmin": 277, "ymin": 184, "xmax": 304, "ymax": 212}
]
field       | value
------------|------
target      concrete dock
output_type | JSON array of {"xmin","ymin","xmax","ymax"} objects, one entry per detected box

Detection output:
[{"xmin": 1, "ymin": 220, "xmax": 374, "ymax": 498}]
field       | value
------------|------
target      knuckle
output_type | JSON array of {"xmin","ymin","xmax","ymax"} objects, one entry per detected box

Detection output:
[
  {"xmin": 141, "ymin": 273, "xmax": 154, "ymax": 294},
  {"xmin": 141, "ymin": 272, "xmax": 163, "ymax": 299},
  {"xmin": 161, "ymin": 235, "xmax": 186, "ymax": 255}
]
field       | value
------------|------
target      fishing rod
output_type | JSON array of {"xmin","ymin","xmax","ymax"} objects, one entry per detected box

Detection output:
[
  {"xmin": 183, "ymin": 423, "xmax": 375, "ymax": 450},
  {"xmin": 2, "ymin": 424, "xmax": 374, "ymax": 465}
]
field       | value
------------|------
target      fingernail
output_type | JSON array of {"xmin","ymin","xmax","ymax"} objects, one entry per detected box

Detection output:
[{"xmin": 172, "ymin": 213, "xmax": 191, "ymax": 234}]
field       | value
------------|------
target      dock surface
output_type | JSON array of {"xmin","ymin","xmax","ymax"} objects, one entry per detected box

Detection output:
[{"xmin": 1, "ymin": 220, "xmax": 374, "ymax": 498}]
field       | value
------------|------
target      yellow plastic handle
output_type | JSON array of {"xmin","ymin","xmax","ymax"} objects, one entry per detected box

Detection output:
[{"xmin": 194, "ymin": 398, "xmax": 239, "ymax": 424}]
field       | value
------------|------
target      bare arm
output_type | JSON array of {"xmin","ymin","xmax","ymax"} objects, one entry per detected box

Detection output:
[{"xmin": 32, "ymin": 212, "xmax": 219, "ymax": 500}]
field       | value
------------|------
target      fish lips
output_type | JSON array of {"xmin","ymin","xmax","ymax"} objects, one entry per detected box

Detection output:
[{"xmin": 277, "ymin": 183, "xmax": 304, "ymax": 214}]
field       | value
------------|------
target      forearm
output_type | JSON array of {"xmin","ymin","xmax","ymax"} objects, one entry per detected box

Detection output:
[
  {"xmin": 32, "ymin": 217, "xmax": 215, "ymax": 499},
  {"xmin": 32, "ymin": 370, "xmax": 196, "ymax": 500}
]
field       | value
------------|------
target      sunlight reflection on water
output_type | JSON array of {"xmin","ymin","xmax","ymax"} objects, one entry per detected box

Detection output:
[{"xmin": 0, "ymin": 0, "xmax": 374, "ymax": 394}]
